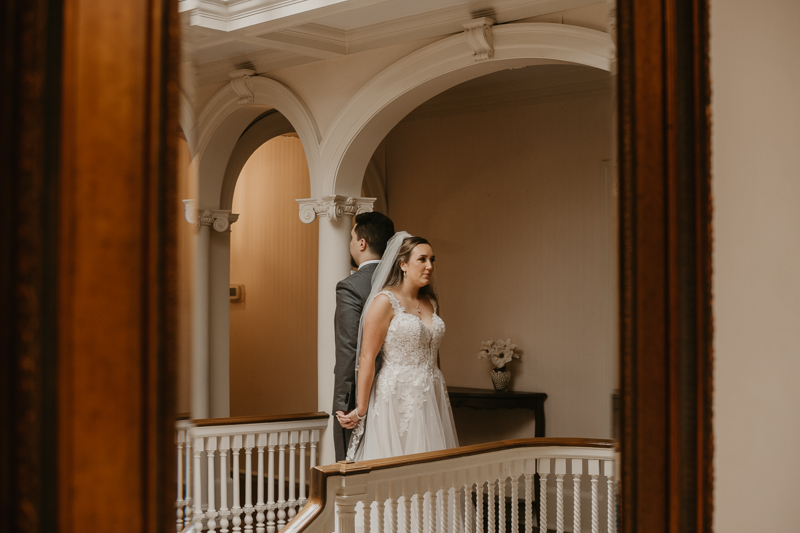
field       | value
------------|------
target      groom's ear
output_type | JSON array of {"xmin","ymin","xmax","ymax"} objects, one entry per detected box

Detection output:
[{"xmin": 358, "ymin": 238, "xmax": 368, "ymax": 252}]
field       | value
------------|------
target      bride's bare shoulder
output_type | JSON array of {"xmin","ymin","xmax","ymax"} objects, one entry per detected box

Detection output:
[{"xmin": 366, "ymin": 293, "xmax": 394, "ymax": 323}]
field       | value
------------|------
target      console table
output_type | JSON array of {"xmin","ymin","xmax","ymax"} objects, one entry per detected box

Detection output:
[{"xmin": 446, "ymin": 386, "xmax": 547, "ymax": 437}]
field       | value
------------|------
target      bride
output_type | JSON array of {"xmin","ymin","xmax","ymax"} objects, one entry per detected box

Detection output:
[{"xmin": 336, "ymin": 232, "xmax": 459, "ymax": 461}]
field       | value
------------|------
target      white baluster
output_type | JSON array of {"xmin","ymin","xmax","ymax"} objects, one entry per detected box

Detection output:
[
  {"xmin": 538, "ymin": 459, "xmax": 550, "ymax": 533},
  {"xmin": 523, "ymin": 473, "xmax": 533, "ymax": 533},
  {"xmin": 428, "ymin": 476, "xmax": 438, "ymax": 533},
  {"xmin": 487, "ymin": 478, "xmax": 495, "ymax": 533},
  {"xmin": 439, "ymin": 487, "xmax": 448, "ymax": 533},
  {"xmin": 219, "ymin": 436, "xmax": 231, "ymax": 533},
  {"xmin": 588, "ymin": 460, "xmax": 600, "ymax": 533},
  {"xmin": 401, "ymin": 480, "xmax": 412, "ymax": 533},
  {"xmin": 256, "ymin": 433, "xmax": 267, "ymax": 533},
  {"xmin": 243, "ymin": 434, "xmax": 255, "ymax": 533},
  {"xmin": 475, "ymin": 481, "xmax": 484, "ymax": 533},
  {"xmin": 604, "ymin": 461, "xmax": 615, "ymax": 533},
  {"xmin": 416, "ymin": 481, "xmax": 425, "ymax": 533},
  {"xmin": 176, "ymin": 429, "xmax": 185, "ymax": 532},
  {"xmin": 277, "ymin": 432, "xmax": 288, "ymax": 528},
  {"xmin": 266, "ymin": 432, "xmax": 277, "ymax": 533},
  {"xmin": 555, "ymin": 459, "xmax": 566, "ymax": 533},
  {"xmin": 572, "ymin": 459, "xmax": 583, "ymax": 533},
  {"xmin": 288, "ymin": 431, "xmax": 298, "ymax": 520},
  {"xmin": 207, "ymin": 437, "xmax": 218, "ymax": 533},
  {"xmin": 498, "ymin": 474, "xmax": 506, "ymax": 533},
  {"xmin": 464, "ymin": 483, "xmax": 474, "ymax": 533},
  {"xmin": 376, "ymin": 484, "xmax": 386, "ymax": 533},
  {"xmin": 448, "ymin": 472, "xmax": 459, "ymax": 533},
  {"xmin": 232, "ymin": 436, "xmax": 243, "ymax": 533},
  {"xmin": 185, "ymin": 436, "xmax": 193, "ymax": 528},
  {"xmin": 193, "ymin": 437, "xmax": 205, "ymax": 533},
  {"xmin": 299, "ymin": 430, "xmax": 308, "ymax": 506},
  {"xmin": 390, "ymin": 481, "xmax": 400, "ymax": 533},
  {"xmin": 310, "ymin": 429, "xmax": 319, "ymax": 470},
  {"xmin": 511, "ymin": 473, "xmax": 519, "ymax": 533},
  {"xmin": 363, "ymin": 498, "xmax": 373, "ymax": 533}
]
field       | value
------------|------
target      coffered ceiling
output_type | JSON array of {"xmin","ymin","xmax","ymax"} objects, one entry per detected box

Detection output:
[{"xmin": 181, "ymin": 0, "xmax": 610, "ymax": 86}]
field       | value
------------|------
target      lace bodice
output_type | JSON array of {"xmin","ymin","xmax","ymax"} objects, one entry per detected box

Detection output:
[
  {"xmin": 346, "ymin": 290, "xmax": 457, "ymax": 460},
  {"xmin": 378, "ymin": 290, "xmax": 445, "ymax": 370}
]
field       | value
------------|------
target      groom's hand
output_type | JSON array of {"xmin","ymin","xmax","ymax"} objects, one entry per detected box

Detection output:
[{"xmin": 336, "ymin": 409, "xmax": 359, "ymax": 429}]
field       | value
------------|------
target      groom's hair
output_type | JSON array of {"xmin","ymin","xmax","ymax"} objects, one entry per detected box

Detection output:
[{"xmin": 354, "ymin": 212, "xmax": 395, "ymax": 257}]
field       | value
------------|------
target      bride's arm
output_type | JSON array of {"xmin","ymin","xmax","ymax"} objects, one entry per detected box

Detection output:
[{"xmin": 336, "ymin": 295, "xmax": 393, "ymax": 428}]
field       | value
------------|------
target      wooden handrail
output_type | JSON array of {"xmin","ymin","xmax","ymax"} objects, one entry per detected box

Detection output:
[
  {"xmin": 283, "ymin": 437, "xmax": 615, "ymax": 533},
  {"xmin": 190, "ymin": 411, "xmax": 329, "ymax": 427}
]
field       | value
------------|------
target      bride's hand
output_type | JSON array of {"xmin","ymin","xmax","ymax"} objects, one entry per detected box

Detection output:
[{"xmin": 336, "ymin": 409, "xmax": 361, "ymax": 429}]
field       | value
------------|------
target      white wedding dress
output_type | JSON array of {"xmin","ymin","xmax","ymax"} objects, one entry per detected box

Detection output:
[{"xmin": 347, "ymin": 291, "xmax": 459, "ymax": 461}]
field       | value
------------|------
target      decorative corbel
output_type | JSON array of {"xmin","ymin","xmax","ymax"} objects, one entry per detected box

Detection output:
[
  {"xmin": 463, "ymin": 17, "xmax": 495, "ymax": 62},
  {"xmin": 229, "ymin": 69, "xmax": 256, "ymax": 105},
  {"xmin": 295, "ymin": 195, "xmax": 375, "ymax": 224}
]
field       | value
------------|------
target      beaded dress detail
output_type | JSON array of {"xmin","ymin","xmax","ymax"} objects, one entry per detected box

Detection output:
[{"xmin": 347, "ymin": 291, "xmax": 459, "ymax": 461}]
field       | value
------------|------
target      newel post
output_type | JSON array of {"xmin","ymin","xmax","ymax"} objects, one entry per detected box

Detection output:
[{"xmin": 335, "ymin": 478, "xmax": 369, "ymax": 533}]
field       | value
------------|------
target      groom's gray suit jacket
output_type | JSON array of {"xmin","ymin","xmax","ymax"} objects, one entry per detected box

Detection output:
[{"xmin": 332, "ymin": 262, "xmax": 382, "ymax": 462}]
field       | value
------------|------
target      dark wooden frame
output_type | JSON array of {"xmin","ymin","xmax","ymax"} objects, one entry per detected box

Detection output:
[
  {"xmin": 2, "ymin": 0, "xmax": 179, "ymax": 531},
  {"xmin": 617, "ymin": 0, "xmax": 713, "ymax": 532},
  {"xmin": 1, "ymin": 0, "xmax": 712, "ymax": 532}
]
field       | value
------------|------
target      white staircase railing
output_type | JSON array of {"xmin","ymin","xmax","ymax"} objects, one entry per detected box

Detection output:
[
  {"xmin": 176, "ymin": 412, "xmax": 329, "ymax": 533},
  {"xmin": 283, "ymin": 438, "xmax": 616, "ymax": 533}
]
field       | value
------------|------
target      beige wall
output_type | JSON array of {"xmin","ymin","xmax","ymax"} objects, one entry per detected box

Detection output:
[
  {"xmin": 229, "ymin": 136, "xmax": 319, "ymax": 416},
  {"xmin": 382, "ymin": 84, "xmax": 616, "ymax": 439},
  {"xmin": 711, "ymin": 0, "xmax": 800, "ymax": 529}
]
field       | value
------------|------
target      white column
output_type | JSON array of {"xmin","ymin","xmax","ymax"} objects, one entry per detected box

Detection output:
[
  {"xmin": 209, "ymin": 224, "xmax": 234, "ymax": 417},
  {"xmin": 296, "ymin": 195, "xmax": 374, "ymax": 466},
  {"xmin": 184, "ymin": 200, "xmax": 238, "ymax": 419},
  {"xmin": 190, "ymin": 204, "xmax": 211, "ymax": 419}
]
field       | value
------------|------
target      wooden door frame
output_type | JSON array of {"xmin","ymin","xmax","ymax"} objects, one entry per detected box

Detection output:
[
  {"xmin": 617, "ymin": 0, "xmax": 713, "ymax": 531},
  {"xmin": 2, "ymin": 0, "xmax": 713, "ymax": 531}
]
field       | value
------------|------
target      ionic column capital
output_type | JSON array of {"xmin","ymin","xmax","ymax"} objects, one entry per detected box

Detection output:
[
  {"xmin": 182, "ymin": 200, "xmax": 240, "ymax": 232},
  {"xmin": 295, "ymin": 195, "xmax": 375, "ymax": 224}
]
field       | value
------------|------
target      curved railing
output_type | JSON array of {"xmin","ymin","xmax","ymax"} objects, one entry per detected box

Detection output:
[{"xmin": 283, "ymin": 438, "xmax": 616, "ymax": 533}]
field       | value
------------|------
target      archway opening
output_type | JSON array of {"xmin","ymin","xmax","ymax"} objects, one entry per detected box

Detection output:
[
  {"xmin": 362, "ymin": 63, "xmax": 617, "ymax": 444},
  {"xmin": 229, "ymin": 132, "xmax": 319, "ymax": 416}
]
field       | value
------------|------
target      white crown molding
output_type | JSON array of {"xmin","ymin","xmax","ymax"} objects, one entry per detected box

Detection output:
[
  {"xmin": 295, "ymin": 195, "xmax": 375, "ymax": 224},
  {"xmin": 183, "ymin": 200, "xmax": 241, "ymax": 231},
  {"xmin": 180, "ymin": 0, "xmax": 391, "ymax": 33},
  {"xmin": 462, "ymin": 18, "xmax": 496, "ymax": 62}
]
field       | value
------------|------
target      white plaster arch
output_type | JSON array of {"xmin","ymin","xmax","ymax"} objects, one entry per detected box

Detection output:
[
  {"xmin": 195, "ymin": 76, "xmax": 321, "ymax": 209},
  {"xmin": 321, "ymin": 22, "xmax": 613, "ymax": 197},
  {"xmin": 218, "ymin": 112, "xmax": 295, "ymax": 210}
]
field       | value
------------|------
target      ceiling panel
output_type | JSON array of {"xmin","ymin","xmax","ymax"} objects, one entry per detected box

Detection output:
[{"xmin": 312, "ymin": 0, "xmax": 474, "ymax": 31}]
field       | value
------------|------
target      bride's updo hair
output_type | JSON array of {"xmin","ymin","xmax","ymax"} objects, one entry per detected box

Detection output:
[{"xmin": 383, "ymin": 236, "xmax": 438, "ymax": 303}]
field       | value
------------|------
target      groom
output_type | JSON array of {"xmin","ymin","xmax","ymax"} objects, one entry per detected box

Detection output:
[{"xmin": 332, "ymin": 211, "xmax": 394, "ymax": 462}]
